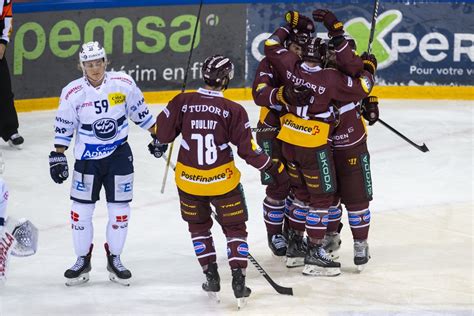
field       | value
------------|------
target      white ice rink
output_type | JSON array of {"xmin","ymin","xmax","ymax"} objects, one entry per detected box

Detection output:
[{"xmin": 0, "ymin": 99, "xmax": 472, "ymax": 315}]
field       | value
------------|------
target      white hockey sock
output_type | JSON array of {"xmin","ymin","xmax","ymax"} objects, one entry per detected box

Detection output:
[
  {"xmin": 70, "ymin": 201, "xmax": 95, "ymax": 257},
  {"xmin": 106, "ymin": 202, "xmax": 130, "ymax": 255}
]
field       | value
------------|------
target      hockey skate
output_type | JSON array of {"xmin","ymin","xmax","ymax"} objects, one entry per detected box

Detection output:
[
  {"xmin": 268, "ymin": 234, "xmax": 287, "ymax": 257},
  {"xmin": 104, "ymin": 243, "xmax": 132, "ymax": 286},
  {"xmin": 202, "ymin": 262, "xmax": 220, "ymax": 302},
  {"xmin": 231, "ymin": 268, "xmax": 251, "ymax": 310},
  {"xmin": 7, "ymin": 133, "xmax": 24, "ymax": 150},
  {"xmin": 64, "ymin": 244, "xmax": 93, "ymax": 286},
  {"xmin": 285, "ymin": 230, "xmax": 306, "ymax": 268},
  {"xmin": 302, "ymin": 243, "xmax": 341, "ymax": 277},
  {"xmin": 322, "ymin": 232, "xmax": 341, "ymax": 260},
  {"xmin": 354, "ymin": 239, "xmax": 371, "ymax": 272}
]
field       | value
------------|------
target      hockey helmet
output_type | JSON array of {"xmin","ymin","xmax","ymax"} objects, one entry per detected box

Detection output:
[
  {"xmin": 79, "ymin": 41, "xmax": 107, "ymax": 67},
  {"xmin": 284, "ymin": 29, "xmax": 311, "ymax": 49},
  {"xmin": 201, "ymin": 55, "xmax": 234, "ymax": 89},
  {"xmin": 302, "ymin": 36, "xmax": 323, "ymax": 63}
]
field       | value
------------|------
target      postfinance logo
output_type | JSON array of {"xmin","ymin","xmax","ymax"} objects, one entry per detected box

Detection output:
[{"xmin": 345, "ymin": 10, "xmax": 402, "ymax": 69}]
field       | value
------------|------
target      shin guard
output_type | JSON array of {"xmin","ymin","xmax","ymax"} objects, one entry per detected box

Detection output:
[
  {"xmin": 106, "ymin": 202, "xmax": 130, "ymax": 255},
  {"xmin": 305, "ymin": 208, "xmax": 329, "ymax": 241},
  {"xmin": 348, "ymin": 208, "xmax": 371, "ymax": 240},
  {"xmin": 263, "ymin": 197, "xmax": 285, "ymax": 236},
  {"xmin": 70, "ymin": 201, "xmax": 95, "ymax": 257}
]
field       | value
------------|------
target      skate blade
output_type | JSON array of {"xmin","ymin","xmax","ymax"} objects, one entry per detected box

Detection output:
[
  {"xmin": 8, "ymin": 142, "xmax": 23, "ymax": 150},
  {"xmin": 356, "ymin": 264, "xmax": 367, "ymax": 273},
  {"xmin": 206, "ymin": 291, "xmax": 221, "ymax": 303},
  {"xmin": 236, "ymin": 297, "xmax": 247, "ymax": 310},
  {"xmin": 302, "ymin": 265, "xmax": 341, "ymax": 277},
  {"xmin": 286, "ymin": 257, "xmax": 305, "ymax": 268},
  {"xmin": 109, "ymin": 272, "xmax": 131, "ymax": 286},
  {"xmin": 65, "ymin": 273, "xmax": 90, "ymax": 286}
]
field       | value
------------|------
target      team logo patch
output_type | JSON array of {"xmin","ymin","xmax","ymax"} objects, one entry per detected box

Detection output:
[
  {"xmin": 306, "ymin": 213, "xmax": 320, "ymax": 225},
  {"xmin": 318, "ymin": 86, "xmax": 326, "ymax": 94},
  {"xmin": 237, "ymin": 243, "xmax": 249, "ymax": 256},
  {"xmin": 349, "ymin": 214, "xmax": 362, "ymax": 225},
  {"xmin": 293, "ymin": 208, "xmax": 308, "ymax": 220},
  {"xmin": 268, "ymin": 211, "xmax": 284, "ymax": 222},
  {"xmin": 70, "ymin": 211, "xmax": 79, "ymax": 222},
  {"xmin": 92, "ymin": 118, "xmax": 118, "ymax": 141},
  {"xmin": 193, "ymin": 242, "xmax": 206, "ymax": 255}
]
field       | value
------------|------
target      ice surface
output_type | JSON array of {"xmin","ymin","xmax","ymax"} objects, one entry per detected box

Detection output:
[{"xmin": 0, "ymin": 99, "xmax": 472, "ymax": 315}]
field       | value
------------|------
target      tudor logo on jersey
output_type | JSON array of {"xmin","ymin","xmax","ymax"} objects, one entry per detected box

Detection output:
[{"xmin": 92, "ymin": 118, "xmax": 118, "ymax": 140}]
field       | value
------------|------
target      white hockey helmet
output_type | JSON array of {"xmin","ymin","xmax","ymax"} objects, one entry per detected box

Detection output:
[{"xmin": 79, "ymin": 41, "xmax": 107, "ymax": 68}]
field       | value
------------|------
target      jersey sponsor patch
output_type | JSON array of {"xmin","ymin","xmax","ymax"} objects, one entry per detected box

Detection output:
[
  {"xmin": 237, "ymin": 243, "xmax": 249, "ymax": 256},
  {"xmin": 268, "ymin": 210, "xmax": 285, "ymax": 222},
  {"xmin": 193, "ymin": 241, "xmax": 206, "ymax": 255},
  {"xmin": 81, "ymin": 137, "xmax": 126, "ymax": 159},
  {"xmin": 349, "ymin": 214, "xmax": 362, "ymax": 225},
  {"xmin": 293, "ymin": 208, "xmax": 308, "ymax": 220},
  {"xmin": 306, "ymin": 212, "xmax": 320, "ymax": 225},
  {"xmin": 108, "ymin": 92, "xmax": 126, "ymax": 106}
]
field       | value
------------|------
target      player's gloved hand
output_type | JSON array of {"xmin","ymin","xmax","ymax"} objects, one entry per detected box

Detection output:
[
  {"xmin": 361, "ymin": 96, "xmax": 379, "ymax": 125},
  {"xmin": 312, "ymin": 9, "xmax": 344, "ymax": 37},
  {"xmin": 361, "ymin": 52, "xmax": 377, "ymax": 74},
  {"xmin": 148, "ymin": 135, "xmax": 168, "ymax": 158},
  {"xmin": 276, "ymin": 84, "xmax": 313, "ymax": 107},
  {"xmin": 285, "ymin": 11, "xmax": 315, "ymax": 34},
  {"xmin": 265, "ymin": 160, "xmax": 290, "ymax": 185},
  {"xmin": 48, "ymin": 151, "xmax": 69, "ymax": 184}
]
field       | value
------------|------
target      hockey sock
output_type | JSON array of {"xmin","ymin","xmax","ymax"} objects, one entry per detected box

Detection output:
[
  {"xmin": 305, "ymin": 208, "xmax": 329, "ymax": 241},
  {"xmin": 262, "ymin": 197, "xmax": 285, "ymax": 236},
  {"xmin": 348, "ymin": 208, "xmax": 370, "ymax": 240},
  {"xmin": 71, "ymin": 201, "xmax": 95, "ymax": 257},
  {"xmin": 106, "ymin": 202, "xmax": 130, "ymax": 255},
  {"xmin": 226, "ymin": 237, "xmax": 248, "ymax": 270},
  {"xmin": 326, "ymin": 203, "xmax": 343, "ymax": 233},
  {"xmin": 288, "ymin": 199, "xmax": 308, "ymax": 232},
  {"xmin": 191, "ymin": 230, "xmax": 217, "ymax": 269}
]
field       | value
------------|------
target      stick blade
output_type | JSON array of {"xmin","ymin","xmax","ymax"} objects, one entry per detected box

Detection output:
[{"xmin": 420, "ymin": 143, "xmax": 430, "ymax": 152}]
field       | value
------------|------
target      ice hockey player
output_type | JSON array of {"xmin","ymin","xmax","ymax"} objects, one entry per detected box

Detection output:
[
  {"xmin": 48, "ymin": 41, "xmax": 157, "ymax": 286},
  {"xmin": 149, "ymin": 55, "xmax": 289, "ymax": 308},
  {"xmin": 263, "ymin": 10, "xmax": 375, "ymax": 276},
  {"xmin": 252, "ymin": 13, "xmax": 314, "ymax": 258},
  {"xmin": 0, "ymin": 153, "xmax": 39, "ymax": 284},
  {"xmin": 315, "ymin": 13, "xmax": 378, "ymax": 271}
]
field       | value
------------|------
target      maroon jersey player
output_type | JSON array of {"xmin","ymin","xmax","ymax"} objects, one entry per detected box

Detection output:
[
  {"xmin": 150, "ymin": 55, "xmax": 288, "ymax": 306},
  {"xmin": 252, "ymin": 25, "xmax": 311, "ymax": 258},
  {"xmin": 319, "ymin": 37, "xmax": 379, "ymax": 272},
  {"xmin": 263, "ymin": 11, "xmax": 375, "ymax": 276}
]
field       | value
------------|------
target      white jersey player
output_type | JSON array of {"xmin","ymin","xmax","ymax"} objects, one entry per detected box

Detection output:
[{"xmin": 48, "ymin": 41, "xmax": 156, "ymax": 286}]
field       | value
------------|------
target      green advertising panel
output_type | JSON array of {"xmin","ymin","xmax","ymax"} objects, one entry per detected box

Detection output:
[{"xmin": 8, "ymin": 4, "xmax": 246, "ymax": 99}]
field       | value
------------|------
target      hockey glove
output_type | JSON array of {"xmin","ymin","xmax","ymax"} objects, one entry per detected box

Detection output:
[
  {"xmin": 265, "ymin": 160, "xmax": 290, "ymax": 186},
  {"xmin": 148, "ymin": 135, "xmax": 168, "ymax": 159},
  {"xmin": 285, "ymin": 11, "xmax": 315, "ymax": 34},
  {"xmin": 361, "ymin": 96, "xmax": 379, "ymax": 126},
  {"xmin": 361, "ymin": 52, "xmax": 377, "ymax": 75},
  {"xmin": 312, "ymin": 9, "xmax": 344, "ymax": 38},
  {"xmin": 276, "ymin": 84, "xmax": 313, "ymax": 108},
  {"xmin": 48, "ymin": 151, "xmax": 69, "ymax": 184}
]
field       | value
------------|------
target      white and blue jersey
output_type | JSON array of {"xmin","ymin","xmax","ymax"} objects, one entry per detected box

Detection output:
[{"xmin": 54, "ymin": 71, "xmax": 154, "ymax": 160}]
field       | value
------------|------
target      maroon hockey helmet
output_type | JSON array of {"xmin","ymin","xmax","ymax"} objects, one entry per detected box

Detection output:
[
  {"xmin": 201, "ymin": 55, "xmax": 234, "ymax": 89},
  {"xmin": 302, "ymin": 36, "xmax": 323, "ymax": 63}
]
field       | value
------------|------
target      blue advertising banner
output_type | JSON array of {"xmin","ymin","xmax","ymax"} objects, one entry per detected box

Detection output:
[{"xmin": 246, "ymin": 2, "xmax": 474, "ymax": 86}]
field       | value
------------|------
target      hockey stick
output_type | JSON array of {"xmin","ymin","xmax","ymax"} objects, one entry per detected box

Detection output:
[
  {"xmin": 160, "ymin": 0, "xmax": 203, "ymax": 194},
  {"xmin": 247, "ymin": 253, "xmax": 293, "ymax": 295},
  {"xmin": 367, "ymin": 0, "xmax": 380, "ymax": 54},
  {"xmin": 251, "ymin": 126, "xmax": 279, "ymax": 133},
  {"xmin": 377, "ymin": 118, "xmax": 429, "ymax": 152}
]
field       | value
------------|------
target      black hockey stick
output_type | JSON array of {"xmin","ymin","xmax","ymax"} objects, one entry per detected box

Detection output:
[
  {"xmin": 161, "ymin": 0, "xmax": 203, "ymax": 194},
  {"xmin": 377, "ymin": 118, "xmax": 429, "ymax": 152},
  {"xmin": 247, "ymin": 253, "xmax": 293, "ymax": 296},
  {"xmin": 367, "ymin": 0, "xmax": 380, "ymax": 54}
]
